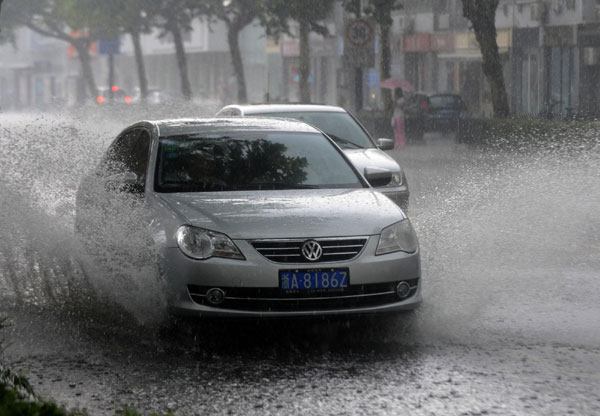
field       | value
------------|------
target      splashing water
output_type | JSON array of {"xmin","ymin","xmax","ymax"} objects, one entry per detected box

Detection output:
[
  {"xmin": 0, "ymin": 110, "xmax": 171, "ymax": 325},
  {"xmin": 400, "ymin": 132, "xmax": 600, "ymax": 345},
  {"xmin": 1, "ymin": 110, "xmax": 599, "ymax": 345}
]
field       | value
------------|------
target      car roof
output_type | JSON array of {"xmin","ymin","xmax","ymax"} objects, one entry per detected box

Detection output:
[
  {"xmin": 150, "ymin": 117, "xmax": 321, "ymax": 137},
  {"xmin": 429, "ymin": 93, "xmax": 462, "ymax": 97},
  {"xmin": 410, "ymin": 91, "xmax": 461, "ymax": 97},
  {"xmin": 221, "ymin": 104, "xmax": 347, "ymax": 114}
]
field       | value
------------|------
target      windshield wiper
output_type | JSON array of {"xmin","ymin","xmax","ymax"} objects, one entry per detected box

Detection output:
[{"xmin": 326, "ymin": 134, "xmax": 365, "ymax": 149}]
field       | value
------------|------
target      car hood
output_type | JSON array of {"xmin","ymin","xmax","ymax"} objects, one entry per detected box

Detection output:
[
  {"xmin": 156, "ymin": 189, "xmax": 405, "ymax": 240},
  {"xmin": 343, "ymin": 149, "xmax": 401, "ymax": 174}
]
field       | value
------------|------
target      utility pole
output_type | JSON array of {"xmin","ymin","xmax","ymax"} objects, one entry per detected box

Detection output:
[{"xmin": 355, "ymin": 0, "xmax": 363, "ymax": 111}]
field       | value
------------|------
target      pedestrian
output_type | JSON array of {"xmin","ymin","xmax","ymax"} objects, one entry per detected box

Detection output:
[{"xmin": 392, "ymin": 87, "xmax": 406, "ymax": 148}]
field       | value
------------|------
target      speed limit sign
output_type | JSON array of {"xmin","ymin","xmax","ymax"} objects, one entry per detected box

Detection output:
[{"xmin": 346, "ymin": 19, "xmax": 374, "ymax": 47}]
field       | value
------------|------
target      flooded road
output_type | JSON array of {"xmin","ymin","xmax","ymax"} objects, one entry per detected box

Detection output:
[{"xmin": 1, "ymin": 113, "xmax": 599, "ymax": 415}]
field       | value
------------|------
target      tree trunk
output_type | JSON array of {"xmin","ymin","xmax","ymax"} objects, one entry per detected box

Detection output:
[
  {"xmin": 298, "ymin": 19, "xmax": 311, "ymax": 103},
  {"xmin": 379, "ymin": 17, "xmax": 393, "ymax": 117},
  {"xmin": 130, "ymin": 30, "xmax": 148, "ymax": 102},
  {"xmin": 462, "ymin": 0, "xmax": 510, "ymax": 118},
  {"xmin": 168, "ymin": 18, "xmax": 192, "ymax": 100},
  {"xmin": 227, "ymin": 23, "xmax": 247, "ymax": 103},
  {"xmin": 74, "ymin": 40, "xmax": 98, "ymax": 101}
]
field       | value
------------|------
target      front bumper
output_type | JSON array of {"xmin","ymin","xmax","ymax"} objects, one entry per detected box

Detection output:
[{"xmin": 164, "ymin": 236, "xmax": 421, "ymax": 318}]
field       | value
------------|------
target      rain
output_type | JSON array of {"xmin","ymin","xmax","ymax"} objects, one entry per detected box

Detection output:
[{"xmin": 1, "ymin": 1, "xmax": 599, "ymax": 415}]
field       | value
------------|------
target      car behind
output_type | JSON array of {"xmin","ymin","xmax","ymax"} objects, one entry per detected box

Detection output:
[
  {"xmin": 405, "ymin": 93, "xmax": 466, "ymax": 141},
  {"xmin": 216, "ymin": 104, "xmax": 410, "ymax": 211}
]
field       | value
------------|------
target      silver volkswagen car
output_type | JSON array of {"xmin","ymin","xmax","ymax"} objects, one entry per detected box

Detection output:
[
  {"xmin": 76, "ymin": 118, "xmax": 421, "ymax": 317},
  {"xmin": 216, "ymin": 104, "xmax": 410, "ymax": 211}
]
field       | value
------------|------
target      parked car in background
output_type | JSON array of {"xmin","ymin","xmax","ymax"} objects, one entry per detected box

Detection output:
[
  {"xmin": 75, "ymin": 117, "xmax": 422, "ymax": 317},
  {"xmin": 96, "ymin": 86, "xmax": 133, "ymax": 105},
  {"xmin": 216, "ymin": 104, "xmax": 410, "ymax": 211},
  {"xmin": 404, "ymin": 93, "xmax": 467, "ymax": 141}
]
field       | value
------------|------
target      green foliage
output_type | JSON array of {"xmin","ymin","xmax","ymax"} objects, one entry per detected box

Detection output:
[
  {"xmin": 0, "ymin": 0, "xmax": 16, "ymax": 45},
  {"xmin": 0, "ymin": 384, "xmax": 75, "ymax": 416},
  {"xmin": 0, "ymin": 317, "xmax": 82, "ymax": 416},
  {"xmin": 263, "ymin": 0, "xmax": 336, "ymax": 37},
  {"xmin": 153, "ymin": 0, "xmax": 197, "ymax": 38}
]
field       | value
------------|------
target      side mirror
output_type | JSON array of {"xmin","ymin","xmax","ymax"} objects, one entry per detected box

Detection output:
[
  {"xmin": 376, "ymin": 138, "xmax": 394, "ymax": 151},
  {"xmin": 364, "ymin": 167, "xmax": 392, "ymax": 187},
  {"xmin": 105, "ymin": 171, "xmax": 143, "ymax": 194}
]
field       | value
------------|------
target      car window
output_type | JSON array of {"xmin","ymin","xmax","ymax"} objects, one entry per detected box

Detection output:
[
  {"xmin": 429, "ymin": 95, "xmax": 461, "ymax": 108},
  {"xmin": 100, "ymin": 129, "xmax": 140, "ymax": 175},
  {"xmin": 131, "ymin": 129, "xmax": 151, "ymax": 185},
  {"xmin": 154, "ymin": 131, "xmax": 364, "ymax": 193},
  {"xmin": 406, "ymin": 94, "xmax": 427, "ymax": 107},
  {"xmin": 252, "ymin": 111, "xmax": 375, "ymax": 150},
  {"xmin": 99, "ymin": 128, "xmax": 151, "ymax": 194}
]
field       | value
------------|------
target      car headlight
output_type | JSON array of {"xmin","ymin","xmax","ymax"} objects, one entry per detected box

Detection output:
[
  {"xmin": 376, "ymin": 219, "xmax": 418, "ymax": 255},
  {"xmin": 176, "ymin": 225, "xmax": 245, "ymax": 260},
  {"xmin": 385, "ymin": 172, "xmax": 403, "ymax": 187}
]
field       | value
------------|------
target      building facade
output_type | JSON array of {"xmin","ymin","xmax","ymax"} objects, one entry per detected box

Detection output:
[
  {"xmin": 392, "ymin": 0, "xmax": 600, "ymax": 117},
  {"xmin": 2, "ymin": 1, "xmax": 600, "ymax": 117}
]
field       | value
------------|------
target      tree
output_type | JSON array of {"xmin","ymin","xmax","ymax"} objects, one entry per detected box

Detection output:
[
  {"xmin": 154, "ymin": 0, "xmax": 196, "ymax": 100},
  {"xmin": 0, "ymin": 0, "xmax": 17, "ymax": 45},
  {"xmin": 265, "ymin": 0, "xmax": 336, "ymax": 103},
  {"xmin": 2, "ymin": 0, "xmax": 101, "ymax": 100},
  {"xmin": 202, "ymin": 1, "xmax": 264, "ymax": 103},
  {"xmin": 107, "ymin": 0, "xmax": 157, "ymax": 102},
  {"xmin": 462, "ymin": 0, "xmax": 510, "ymax": 117}
]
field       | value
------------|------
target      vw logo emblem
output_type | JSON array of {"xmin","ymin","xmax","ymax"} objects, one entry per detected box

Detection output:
[{"xmin": 301, "ymin": 240, "xmax": 323, "ymax": 261}]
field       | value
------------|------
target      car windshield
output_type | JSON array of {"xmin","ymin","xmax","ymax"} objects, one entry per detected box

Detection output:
[
  {"xmin": 253, "ymin": 111, "xmax": 375, "ymax": 150},
  {"xmin": 155, "ymin": 131, "xmax": 363, "ymax": 193},
  {"xmin": 429, "ymin": 95, "xmax": 461, "ymax": 108}
]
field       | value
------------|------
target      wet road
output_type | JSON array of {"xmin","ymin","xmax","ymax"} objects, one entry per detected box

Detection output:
[{"xmin": 1, "ymin": 113, "xmax": 599, "ymax": 415}]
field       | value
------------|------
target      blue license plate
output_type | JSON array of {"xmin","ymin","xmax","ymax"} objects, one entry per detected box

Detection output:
[{"xmin": 279, "ymin": 269, "xmax": 349, "ymax": 291}]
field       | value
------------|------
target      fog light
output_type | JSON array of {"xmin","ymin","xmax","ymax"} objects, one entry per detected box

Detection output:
[
  {"xmin": 206, "ymin": 288, "xmax": 225, "ymax": 305},
  {"xmin": 395, "ymin": 282, "xmax": 411, "ymax": 299}
]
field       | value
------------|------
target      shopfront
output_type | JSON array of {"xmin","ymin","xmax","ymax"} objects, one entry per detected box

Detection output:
[
  {"xmin": 544, "ymin": 26, "xmax": 576, "ymax": 116},
  {"xmin": 430, "ymin": 33, "xmax": 455, "ymax": 93},
  {"xmin": 403, "ymin": 33, "xmax": 433, "ymax": 92},
  {"xmin": 512, "ymin": 28, "xmax": 541, "ymax": 115},
  {"xmin": 578, "ymin": 24, "xmax": 600, "ymax": 117},
  {"xmin": 437, "ymin": 32, "xmax": 486, "ymax": 114}
]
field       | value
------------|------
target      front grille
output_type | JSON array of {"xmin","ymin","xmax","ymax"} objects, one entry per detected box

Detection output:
[
  {"xmin": 188, "ymin": 279, "xmax": 419, "ymax": 312},
  {"xmin": 251, "ymin": 237, "xmax": 368, "ymax": 263}
]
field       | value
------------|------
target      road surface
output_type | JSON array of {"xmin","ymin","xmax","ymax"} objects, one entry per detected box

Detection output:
[{"xmin": 1, "ymin": 113, "xmax": 599, "ymax": 415}]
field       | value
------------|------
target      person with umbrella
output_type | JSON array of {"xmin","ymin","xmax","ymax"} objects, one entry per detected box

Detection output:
[
  {"xmin": 392, "ymin": 87, "xmax": 406, "ymax": 148},
  {"xmin": 380, "ymin": 78, "xmax": 413, "ymax": 148}
]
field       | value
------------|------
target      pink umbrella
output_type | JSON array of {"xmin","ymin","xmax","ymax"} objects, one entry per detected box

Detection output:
[{"xmin": 379, "ymin": 78, "xmax": 415, "ymax": 91}]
